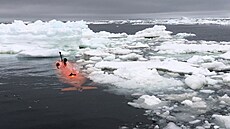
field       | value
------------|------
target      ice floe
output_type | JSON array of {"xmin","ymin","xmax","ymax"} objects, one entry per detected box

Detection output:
[
  {"xmin": 185, "ymin": 74, "xmax": 206, "ymax": 90},
  {"xmin": 163, "ymin": 122, "xmax": 181, "ymax": 129},
  {"xmin": 181, "ymin": 97, "xmax": 207, "ymax": 109},
  {"xmin": 0, "ymin": 20, "xmax": 88, "ymax": 57},
  {"xmin": 212, "ymin": 115, "xmax": 230, "ymax": 129},
  {"xmin": 128, "ymin": 95, "xmax": 162, "ymax": 109}
]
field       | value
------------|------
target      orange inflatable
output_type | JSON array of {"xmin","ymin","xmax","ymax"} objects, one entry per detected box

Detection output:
[{"xmin": 55, "ymin": 53, "xmax": 97, "ymax": 91}]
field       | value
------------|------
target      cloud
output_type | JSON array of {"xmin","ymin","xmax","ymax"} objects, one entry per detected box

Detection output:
[{"xmin": 0, "ymin": 0, "xmax": 229, "ymax": 20}]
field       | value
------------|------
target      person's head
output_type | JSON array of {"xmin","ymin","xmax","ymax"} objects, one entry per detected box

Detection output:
[
  {"xmin": 63, "ymin": 58, "xmax": 67, "ymax": 65},
  {"xmin": 56, "ymin": 62, "xmax": 60, "ymax": 69}
]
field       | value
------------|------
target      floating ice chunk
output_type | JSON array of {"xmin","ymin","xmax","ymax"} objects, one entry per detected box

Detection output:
[
  {"xmin": 119, "ymin": 53, "xmax": 142, "ymax": 61},
  {"xmin": 205, "ymin": 77, "xmax": 220, "ymax": 86},
  {"xmin": 128, "ymin": 95, "xmax": 161, "ymax": 109},
  {"xmin": 219, "ymin": 94, "xmax": 230, "ymax": 105},
  {"xmin": 185, "ymin": 74, "xmax": 206, "ymax": 90},
  {"xmin": 108, "ymin": 48, "xmax": 132, "ymax": 55},
  {"xmin": 163, "ymin": 92, "xmax": 197, "ymax": 101},
  {"xmin": 222, "ymin": 73, "xmax": 230, "ymax": 83},
  {"xmin": 84, "ymin": 50, "xmax": 111, "ymax": 57},
  {"xmin": 189, "ymin": 119, "xmax": 201, "ymax": 125},
  {"xmin": 220, "ymin": 51, "xmax": 230, "ymax": 60},
  {"xmin": 181, "ymin": 100, "xmax": 193, "ymax": 106},
  {"xmin": 149, "ymin": 56, "xmax": 166, "ymax": 61},
  {"xmin": 81, "ymin": 37, "xmax": 110, "ymax": 48},
  {"xmin": 103, "ymin": 54, "xmax": 116, "ymax": 61},
  {"xmin": 212, "ymin": 115, "xmax": 230, "ymax": 129},
  {"xmin": 133, "ymin": 25, "xmax": 172, "ymax": 39},
  {"xmin": 125, "ymin": 42, "xmax": 149, "ymax": 49},
  {"xmin": 187, "ymin": 55, "xmax": 214, "ymax": 64},
  {"xmin": 163, "ymin": 122, "xmax": 181, "ymax": 129},
  {"xmin": 181, "ymin": 98, "xmax": 207, "ymax": 108},
  {"xmin": 200, "ymin": 89, "xmax": 215, "ymax": 94},
  {"xmin": 192, "ymin": 97, "xmax": 202, "ymax": 102},
  {"xmin": 201, "ymin": 61, "xmax": 227, "ymax": 71},
  {"xmin": 89, "ymin": 56, "xmax": 102, "ymax": 62},
  {"xmin": 175, "ymin": 33, "xmax": 196, "ymax": 38}
]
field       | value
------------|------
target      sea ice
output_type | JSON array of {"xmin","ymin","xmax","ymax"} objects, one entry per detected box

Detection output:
[
  {"xmin": 187, "ymin": 55, "xmax": 214, "ymax": 64},
  {"xmin": 163, "ymin": 122, "xmax": 181, "ymax": 129},
  {"xmin": 128, "ymin": 95, "xmax": 162, "ymax": 109},
  {"xmin": 175, "ymin": 33, "xmax": 196, "ymax": 38},
  {"xmin": 119, "ymin": 53, "xmax": 142, "ymax": 61},
  {"xmin": 220, "ymin": 51, "xmax": 230, "ymax": 60},
  {"xmin": 156, "ymin": 42, "xmax": 230, "ymax": 54},
  {"xmin": 222, "ymin": 73, "xmax": 230, "ymax": 83},
  {"xmin": 0, "ymin": 20, "xmax": 89, "ymax": 57},
  {"xmin": 219, "ymin": 94, "xmax": 230, "ymax": 105},
  {"xmin": 181, "ymin": 98, "xmax": 207, "ymax": 109},
  {"xmin": 185, "ymin": 74, "xmax": 206, "ymax": 90},
  {"xmin": 212, "ymin": 115, "xmax": 230, "ymax": 129},
  {"xmin": 132, "ymin": 25, "xmax": 172, "ymax": 39}
]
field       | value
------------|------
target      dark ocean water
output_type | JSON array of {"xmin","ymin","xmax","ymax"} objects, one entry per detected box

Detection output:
[{"xmin": 1, "ymin": 24, "xmax": 230, "ymax": 129}]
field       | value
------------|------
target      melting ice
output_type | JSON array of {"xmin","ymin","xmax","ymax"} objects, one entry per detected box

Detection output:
[{"xmin": 1, "ymin": 19, "xmax": 230, "ymax": 128}]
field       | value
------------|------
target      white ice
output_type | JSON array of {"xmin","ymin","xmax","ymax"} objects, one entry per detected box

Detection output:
[
  {"xmin": 128, "ymin": 95, "xmax": 162, "ymax": 109},
  {"xmin": 163, "ymin": 122, "xmax": 181, "ymax": 129},
  {"xmin": 92, "ymin": 17, "xmax": 230, "ymax": 25},
  {"xmin": 185, "ymin": 74, "xmax": 206, "ymax": 90},
  {"xmin": 212, "ymin": 115, "xmax": 230, "ymax": 129},
  {"xmin": 0, "ymin": 20, "xmax": 88, "ymax": 57}
]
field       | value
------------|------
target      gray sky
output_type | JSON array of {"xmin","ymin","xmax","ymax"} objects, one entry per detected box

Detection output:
[{"xmin": 0, "ymin": 0, "xmax": 230, "ymax": 21}]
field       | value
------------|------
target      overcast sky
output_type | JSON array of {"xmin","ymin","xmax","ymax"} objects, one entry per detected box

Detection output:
[{"xmin": 0, "ymin": 0, "xmax": 230, "ymax": 21}]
